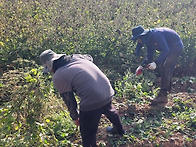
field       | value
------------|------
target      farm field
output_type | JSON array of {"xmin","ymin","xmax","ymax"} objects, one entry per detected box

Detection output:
[{"xmin": 0, "ymin": 0, "xmax": 195, "ymax": 146}]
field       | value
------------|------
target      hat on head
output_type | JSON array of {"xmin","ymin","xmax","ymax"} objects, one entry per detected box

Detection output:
[
  {"xmin": 40, "ymin": 49, "xmax": 65, "ymax": 73},
  {"xmin": 131, "ymin": 25, "xmax": 149, "ymax": 40}
]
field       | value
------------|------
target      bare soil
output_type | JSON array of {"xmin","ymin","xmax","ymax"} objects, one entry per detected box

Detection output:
[{"xmin": 96, "ymin": 83, "xmax": 196, "ymax": 147}]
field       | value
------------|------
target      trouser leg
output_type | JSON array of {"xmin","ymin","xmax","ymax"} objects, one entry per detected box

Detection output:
[
  {"xmin": 160, "ymin": 50, "xmax": 182, "ymax": 93},
  {"xmin": 103, "ymin": 101, "xmax": 124, "ymax": 134},
  {"xmin": 79, "ymin": 110, "xmax": 101, "ymax": 147},
  {"xmin": 151, "ymin": 49, "xmax": 182, "ymax": 105}
]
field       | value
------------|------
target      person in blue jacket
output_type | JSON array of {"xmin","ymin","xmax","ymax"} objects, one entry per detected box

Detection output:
[{"xmin": 131, "ymin": 25, "xmax": 183, "ymax": 105}]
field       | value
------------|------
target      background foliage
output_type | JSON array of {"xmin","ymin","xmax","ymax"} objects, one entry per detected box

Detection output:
[
  {"xmin": 0, "ymin": 0, "xmax": 195, "ymax": 146},
  {"xmin": 1, "ymin": 0, "xmax": 195, "ymax": 77}
]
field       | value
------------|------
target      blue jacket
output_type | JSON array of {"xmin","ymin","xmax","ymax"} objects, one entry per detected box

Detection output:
[{"xmin": 136, "ymin": 28, "xmax": 183, "ymax": 66}]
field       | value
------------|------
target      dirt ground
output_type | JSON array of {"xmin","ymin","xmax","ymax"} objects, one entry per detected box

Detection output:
[{"xmin": 96, "ymin": 86, "xmax": 196, "ymax": 147}]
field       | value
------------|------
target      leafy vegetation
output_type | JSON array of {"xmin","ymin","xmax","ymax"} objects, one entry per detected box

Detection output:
[{"xmin": 0, "ymin": 0, "xmax": 195, "ymax": 146}]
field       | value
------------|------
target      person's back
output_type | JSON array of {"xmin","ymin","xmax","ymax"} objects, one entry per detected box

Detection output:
[
  {"xmin": 53, "ymin": 56, "xmax": 114, "ymax": 111},
  {"xmin": 151, "ymin": 28, "xmax": 183, "ymax": 48}
]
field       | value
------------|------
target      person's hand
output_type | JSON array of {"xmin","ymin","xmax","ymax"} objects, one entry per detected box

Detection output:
[
  {"xmin": 147, "ymin": 62, "xmax": 156, "ymax": 70},
  {"xmin": 74, "ymin": 118, "xmax": 80, "ymax": 126},
  {"xmin": 136, "ymin": 65, "xmax": 143, "ymax": 76}
]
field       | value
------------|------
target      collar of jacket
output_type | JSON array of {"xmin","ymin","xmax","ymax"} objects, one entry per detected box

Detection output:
[
  {"xmin": 140, "ymin": 29, "xmax": 153, "ymax": 45},
  {"xmin": 53, "ymin": 55, "xmax": 72, "ymax": 73}
]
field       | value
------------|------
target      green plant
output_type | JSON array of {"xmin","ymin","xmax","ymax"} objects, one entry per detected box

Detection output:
[
  {"xmin": 115, "ymin": 69, "xmax": 157, "ymax": 101},
  {"xmin": 0, "ymin": 60, "xmax": 80, "ymax": 146},
  {"xmin": 0, "ymin": 0, "xmax": 196, "ymax": 146}
]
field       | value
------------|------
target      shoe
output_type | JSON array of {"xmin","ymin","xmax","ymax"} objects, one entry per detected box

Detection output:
[
  {"xmin": 106, "ymin": 126, "xmax": 125, "ymax": 136},
  {"xmin": 150, "ymin": 92, "xmax": 168, "ymax": 106}
]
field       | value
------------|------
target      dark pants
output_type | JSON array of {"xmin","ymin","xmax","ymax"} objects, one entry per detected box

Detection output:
[
  {"xmin": 79, "ymin": 101, "xmax": 123, "ymax": 147},
  {"xmin": 159, "ymin": 46, "xmax": 183, "ymax": 93}
]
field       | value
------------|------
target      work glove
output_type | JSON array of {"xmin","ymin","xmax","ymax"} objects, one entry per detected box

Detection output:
[
  {"xmin": 147, "ymin": 62, "xmax": 156, "ymax": 70},
  {"xmin": 136, "ymin": 65, "xmax": 143, "ymax": 76}
]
